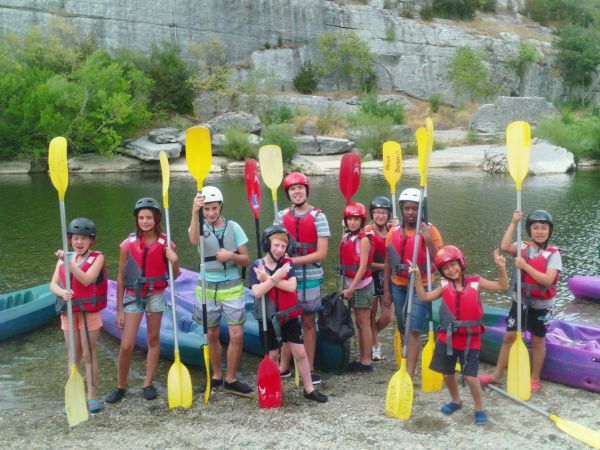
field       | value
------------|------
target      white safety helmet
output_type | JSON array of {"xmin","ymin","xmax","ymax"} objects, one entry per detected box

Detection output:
[
  {"xmin": 202, "ymin": 186, "xmax": 224, "ymax": 203},
  {"xmin": 398, "ymin": 188, "xmax": 420, "ymax": 205}
]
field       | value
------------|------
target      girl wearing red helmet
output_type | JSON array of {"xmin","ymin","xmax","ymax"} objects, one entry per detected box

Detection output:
[
  {"xmin": 412, "ymin": 245, "xmax": 508, "ymax": 425},
  {"xmin": 340, "ymin": 202, "xmax": 376, "ymax": 371}
]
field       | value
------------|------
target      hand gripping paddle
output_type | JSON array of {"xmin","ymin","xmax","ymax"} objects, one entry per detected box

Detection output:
[{"xmin": 49, "ymin": 137, "xmax": 89, "ymax": 427}]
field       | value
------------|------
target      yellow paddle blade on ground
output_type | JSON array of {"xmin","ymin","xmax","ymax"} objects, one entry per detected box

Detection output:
[
  {"xmin": 383, "ymin": 141, "xmax": 402, "ymax": 193},
  {"xmin": 186, "ymin": 127, "xmax": 212, "ymax": 192},
  {"xmin": 65, "ymin": 364, "xmax": 88, "ymax": 427},
  {"xmin": 48, "ymin": 137, "xmax": 68, "ymax": 200},
  {"xmin": 550, "ymin": 415, "xmax": 600, "ymax": 449},
  {"xmin": 394, "ymin": 328, "xmax": 403, "ymax": 369},
  {"xmin": 258, "ymin": 145, "xmax": 283, "ymax": 201},
  {"xmin": 416, "ymin": 127, "xmax": 432, "ymax": 187},
  {"xmin": 168, "ymin": 351, "xmax": 193, "ymax": 410},
  {"xmin": 506, "ymin": 121, "xmax": 531, "ymax": 191},
  {"xmin": 421, "ymin": 331, "xmax": 443, "ymax": 392},
  {"xmin": 507, "ymin": 332, "xmax": 531, "ymax": 401},
  {"xmin": 386, "ymin": 358, "xmax": 413, "ymax": 420},
  {"xmin": 203, "ymin": 346, "xmax": 211, "ymax": 404}
]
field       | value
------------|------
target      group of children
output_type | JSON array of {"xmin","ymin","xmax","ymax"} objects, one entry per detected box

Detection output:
[{"xmin": 49, "ymin": 170, "xmax": 561, "ymax": 422}]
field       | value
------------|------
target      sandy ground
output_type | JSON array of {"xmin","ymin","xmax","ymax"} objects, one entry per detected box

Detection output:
[{"xmin": 1, "ymin": 346, "xmax": 599, "ymax": 450}]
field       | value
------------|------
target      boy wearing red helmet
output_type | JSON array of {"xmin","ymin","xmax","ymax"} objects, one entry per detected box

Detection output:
[
  {"xmin": 276, "ymin": 172, "xmax": 330, "ymax": 384},
  {"xmin": 413, "ymin": 245, "xmax": 508, "ymax": 425},
  {"xmin": 340, "ymin": 202, "xmax": 376, "ymax": 371}
]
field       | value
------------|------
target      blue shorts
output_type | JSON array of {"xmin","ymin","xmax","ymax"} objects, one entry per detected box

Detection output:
[
  {"xmin": 123, "ymin": 292, "xmax": 167, "ymax": 314},
  {"xmin": 430, "ymin": 340, "xmax": 480, "ymax": 377},
  {"xmin": 391, "ymin": 284, "xmax": 428, "ymax": 334}
]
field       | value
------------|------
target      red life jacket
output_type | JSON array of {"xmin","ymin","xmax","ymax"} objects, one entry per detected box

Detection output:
[
  {"xmin": 282, "ymin": 207, "xmax": 320, "ymax": 256},
  {"xmin": 339, "ymin": 231, "xmax": 374, "ymax": 279},
  {"xmin": 58, "ymin": 251, "xmax": 108, "ymax": 313},
  {"xmin": 364, "ymin": 224, "xmax": 387, "ymax": 264},
  {"xmin": 264, "ymin": 257, "xmax": 301, "ymax": 324},
  {"xmin": 437, "ymin": 276, "xmax": 484, "ymax": 351},
  {"xmin": 387, "ymin": 225, "xmax": 433, "ymax": 277},
  {"xmin": 519, "ymin": 245, "xmax": 559, "ymax": 300},
  {"xmin": 124, "ymin": 233, "xmax": 168, "ymax": 298}
]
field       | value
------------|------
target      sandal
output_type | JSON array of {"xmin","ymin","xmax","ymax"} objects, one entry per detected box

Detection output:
[
  {"xmin": 531, "ymin": 379, "xmax": 543, "ymax": 392},
  {"xmin": 478, "ymin": 373, "xmax": 499, "ymax": 386},
  {"xmin": 87, "ymin": 399, "xmax": 105, "ymax": 413},
  {"xmin": 475, "ymin": 410, "xmax": 488, "ymax": 425},
  {"xmin": 143, "ymin": 385, "xmax": 158, "ymax": 400},
  {"xmin": 441, "ymin": 402, "xmax": 462, "ymax": 415}
]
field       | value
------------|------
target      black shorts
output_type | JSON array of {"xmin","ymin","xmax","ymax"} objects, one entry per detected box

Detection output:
[
  {"xmin": 429, "ymin": 340, "xmax": 480, "ymax": 377},
  {"xmin": 372, "ymin": 271, "xmax": 384, "ymax": 297},
  {"xmin": 258, "ymin": 317, "xmax": 303, "ymax": 351},
  {"xmin": 506, "ymin": 302, "xmax": 552, "ymax": 338}
]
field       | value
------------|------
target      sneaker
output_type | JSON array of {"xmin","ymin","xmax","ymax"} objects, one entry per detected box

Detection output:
[
  {"xmin": 475, "ymin": 410, "xmax": 488, "ymax": 425},
  {"xmin": 478, "ymin": 373, "xmax": 499, "ymax": 386},
  {"xmin": 224, "ymin": 380, "xmax": 253, "ymax": 395},
  {"xmin": 105, "ymin": 388, "xmax": 126, "ymax": 404},
  {"xmin": 199, "ymin": 378, "xmax": 223, "ymax": 393},
  {"xmin": 279, "ymin": 370, "xmax": 291, "ymax": 379},
  {"xmin": 348, "ymin": 361, "xmax": 374, "ymax": 372},
  {"xmin": 310, "ymin": 372, "xmax": 322, "ymax": 385},
  {"xmin": 372, "ymin": 344, "xmax": 385, "ymax": 361},
  {"xmin": 87, "ymin": 399, "xmax": 105, "ymax": 413},
  {"xmin": 440, "ymin": 402, "xmax": 462, "ymax": 415},
  {"xmin": 143, "ymin": 385, "xmax": 157, "ymax": 400},
  {"xmin": 531, "ymin": 379, "xmax": 543, "ymax": 392},
  {"xmin": 303, "ymin": 389, "xmax": 328, "ymax": 403}
]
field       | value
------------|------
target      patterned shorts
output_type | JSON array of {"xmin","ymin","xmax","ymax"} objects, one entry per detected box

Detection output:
[{"xmin": 194, "ymin": 279, "xmax": 246, "ymax": 327}]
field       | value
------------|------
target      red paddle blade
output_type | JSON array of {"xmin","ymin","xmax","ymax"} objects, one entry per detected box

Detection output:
[
  {"xmin": 257, "ymin": 355, "xmax": 282, "ymax": 408},
  {"xmin": 339, "ymin": 152, "xmax": 361, "ymax": 204},
  {"xmin": 244, "ymin": 158, "xmax": 261, "ymax": 220}
]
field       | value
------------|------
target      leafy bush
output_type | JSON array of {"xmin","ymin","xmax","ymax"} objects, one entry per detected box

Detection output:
[
  {"xmin": 259, "ymin": 103, "xmax": 295, "ymax": 126},
  {"xmin": 316, "ymin": 30, "xmax": 376, "ymax": 92},
  {"xmin": 190, "ymin": 35, "xmax": 232, "ymax": 93},
  {"xmin": 222, "ymin": 125, "xmax": 257, "ymax": 161},
  {"xmin": 293, "ymin": 60, "xmax": 319, "ymax": 94},
  {"xmin": 317, "ymin": 105, "xmax": 346, "ymax": 135},
  {"xmin": 535, "ymin": 114, "xmax": 600, "ymax": 160},
  {"xmin": 358, "ymin": 94, "xmax": 404, "ymax": 125},
  {"xmin": 432, "ymin": 0, "xmax": 480, "ymax": 20},
  {"xmin": 525, "ymin": 0, "xmax": 598, "ymax": 27},
  {"xmin": 420, "ymin": 5, "xmax": 435, "ymax": 20},
  {"xmin": 554, "ymin": 25, "xmax": 600, "ymax": 93},
  {"xmin": 261, "ymin": 124, "xmax": 298, "ymax": 163},
  {"xmin": 385, "ymin": 25, "xmax": 396, "ymax": 42},
  {"xmin": 429, "ymin": 94, "xmax": 442, "ymax": 113},
  {"xmin": 400, "ymin": 4, "xmax": 415, "ymax": 18},
  {"xmin": 354, "ymin": 115, "xmax": 397, "ymax": 159},
  {"xmin": 507, "ymin": 42, "xmax": 538, "ymax": 77},
  {"xmin": 448, "ymin": 47, "xmax": 496, "ymax": 102}
]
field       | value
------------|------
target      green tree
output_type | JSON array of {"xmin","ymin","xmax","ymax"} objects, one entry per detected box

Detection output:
[
  {"xmin": 293, "ymin": 60, "xmax": 320, "ymax": 94},
  {"xmin": 316, "ymin": 30, "xmax": 376, "ymax": 91},
  {"xmin": 554, "ymin": 25, "xmax": 600, "ymax": 94},
  {"xmin": 448, "ymin": 47, "xmax": 496, "ymax": 102}
]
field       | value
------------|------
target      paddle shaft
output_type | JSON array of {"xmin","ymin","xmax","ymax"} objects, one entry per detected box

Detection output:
[
  {"xmin": 164, "ymin": 207, "xmax": 180, "ymax": 352},
  {"xmin": 422, "ymin": 189, "xmax": 434, "ymax": 333},
  {"xmin": 254, "ymin": 218, "xmax": 271, "ymax": 352},
  {"xmin": 197, "ymin": 198, "xmax": 208, "ymax": 335},
  {"xmin": 488, "ymin": 384, "xmax": 551, "ymax": 418},
  {"xmin": 516, "ymin": 191, "xmax": 523, "ymax": 333},
  {"xmin": 59, "ymin": 200, "xmax": 76, "ymax": 367},
  {"xmin": 391, "ymin": 193, "xmax": 397, "ymax": 220}
]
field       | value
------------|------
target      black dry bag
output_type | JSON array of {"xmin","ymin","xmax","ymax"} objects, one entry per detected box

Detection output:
[{"xmin": 318, "ymin": 292, "xmax": 354, "ymax": 343}]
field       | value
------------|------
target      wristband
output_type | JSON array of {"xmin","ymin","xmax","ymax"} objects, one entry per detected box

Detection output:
[{"xmin": 269, "ymin": 276, "xmax": 277, "ymax": 285}]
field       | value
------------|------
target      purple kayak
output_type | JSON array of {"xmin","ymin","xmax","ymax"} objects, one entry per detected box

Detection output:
[
  {"xmin": 568, "ymin": 276, "xmax": 600, "ymax": 301},
  {"xmin": 434, "ymin": 302, "xmax": 600, "ymax": 392}
]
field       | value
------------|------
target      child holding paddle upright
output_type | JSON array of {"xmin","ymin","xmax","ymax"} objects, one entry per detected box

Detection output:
[
  {"xmin": 413, "ymin": 245, "xmax": 508, "ymax": 425},
  {"xmin": 276, "ymin": 172, "xmax": 330, "ymax": 385},
  {"xmin": 340, "ymin": 202, "xmax": 376, "ymax": 371},
  {"xmin": 250, "ymin": 226, "xmax": 327, "ymax": 403},
  {"xmin": 51, "ymin": 218, "xmax": 108, "ymax": 413},
  {"xmin": 479, "ymin": 210, "xmax": 561, "ymax": 393},
  {"xmin": 105, "ymin": 198, "xmax": 180, "ymax": 404}
]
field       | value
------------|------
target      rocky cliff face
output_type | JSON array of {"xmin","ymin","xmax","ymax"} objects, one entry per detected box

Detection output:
[{"xmin": 0, "ymin": 0, "xmax": 570, "ymax": 104}]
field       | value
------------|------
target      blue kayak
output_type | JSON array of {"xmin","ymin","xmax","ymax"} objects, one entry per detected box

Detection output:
[{"xmin": 0, "ymin": 284, "xmax": 57, "ymax": 342}]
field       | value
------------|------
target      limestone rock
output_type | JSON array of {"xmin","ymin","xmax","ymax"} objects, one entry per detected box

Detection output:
[
  {"xmin": 226, "ymin": 161, "xmax": 246, "ymax": 173},
  {"xmin": 148, "ymin": 128, "xmax": 181, "ymax": 144},
  {"xmin": 0, "ymin": 161, "xmax": 30, "ymax": 174},
  {"xmin": 68, "ymin": 154, "xmax": 148, "ymax": 173},
  {"xmin": 290, "ymin": 155, "xmax": 325, "ymax": 176},
  {"xmin": 483, "ymin": 139, "xmax": 575, "ymax": 174},
  {"xmin": 122, "ymin": 137, "xmax": 182, "ymax": 161},
  {"xmin": 295, "ymin": 136, "xmax": 353, "ymax": 155},
  {"xmin": 470, "ymin": 97, "xmax": 560, "ymax": 135},
  {"xmin": 208, "ymin": 112, "xmax": 261, "ymax": 135}
]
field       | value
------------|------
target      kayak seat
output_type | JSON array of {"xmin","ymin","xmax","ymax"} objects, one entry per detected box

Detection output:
[
  {"xmin": 548, "ymin": 322, "xmax": 600, "ymax": 351},
  {"xmin": 0, "ymin": 291, "xmax": 35, "ymax": 311}
]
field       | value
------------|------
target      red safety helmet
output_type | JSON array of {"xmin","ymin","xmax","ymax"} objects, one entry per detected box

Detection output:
[
  {"xmin": 434, "ymin": 245, "xmax": 467, "ymax": 271},
  {"xmin": 283, "ymin": 172, "xmax": 310, "ymax": 200},
  {"xmin": 343, "ymin": 202, "xmax": 367, "ymax": 221}
]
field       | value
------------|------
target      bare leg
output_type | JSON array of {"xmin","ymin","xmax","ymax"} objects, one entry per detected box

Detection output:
[
  {"xmin": 225, "ymin": 324, "xmax": 244, "ymax": 383},
  {"xmin": 370, "ymin": 297, "xmax": 379, "ymax": 346},
  {"xmin": 63, "ymin": 328, "xmax": 83, "ymax": 375},
  {"xmin": 530, "ymin": 335, "xmax": 546, "ymax": 382},
  {"xmin": 465, "ymin": 375, "xmax": 484, "ymax": 411},
  {"xmin": 279, "ymin": 343, "xmax": 291, "ymax": 373},
  {"xmin": 79, "ymin": 328, "xmax": 100, "ymax": 400},
  {"xmin": 354, "ymin": 308, "xmax": 373, "ymax": 365},
  {"xmin": 444, "ymin": 374, "xmax": 461, "ymax": 405},
  {"xmin": 207, "ymin": 326, "xmax": 222, "ymax": 380},
  {"xmin": 406, "ymin": 330, "xmax": 423, "ymax": 379},
  {"xmin": 117, "ymin": 312, "xmax": 144, "ymax": 389},
  {"xmin": 490, "ymin": 331, "xmax": 516, "ymax": 382},
  {"xmin": 144, "ymin": 311, "xmax": 163, "ymax": 387},
  {"xmin": 290, "ymin": 342, "xmax": 314, "ymax": 393},
  {"xmin": 372, "ymin": 298, "xmax": 393, "ymax": 347},
  {"xmin": 302, "ymin": 313, "xmax": 317, "ymax": 371}
]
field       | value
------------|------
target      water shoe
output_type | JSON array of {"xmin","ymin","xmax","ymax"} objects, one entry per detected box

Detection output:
[
  {"xmin": 224, "ymin": 380, "xmax": 253, "ymax": 395},
  {"xmin": 303, "ymin": 389, "xmax": 328, "ymax": 403},
  {"xmin": 105, "ymin": 388, "xmax": 126, "ymax": 404},
  {"xmin": 87, "ymin": 399, "xmax": 104, "ymax": 413},
  {"xmin": 143, "ymin": 385, "xmax": 157, "ymax": 400},
  {"xmin": 441, "ymin": 402, "xmax": 462, "ymax": 415},
  {"xmin": 475, "ymin": 410, "xmax": 488, "ymax": 425},
  {"xmin": 478, "ymin": 373, "xmax": 499, "ymax": 386},
  {"xmin": 311, "ymin": 371, "xmax": 322, "ymax": 385},
  {"xmin": 531, "ymin": 379, "xmax": 543, "ymax": 392}
]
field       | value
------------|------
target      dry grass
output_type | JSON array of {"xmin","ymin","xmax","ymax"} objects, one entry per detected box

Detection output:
[{"xmin": 403, "ymin": 100, "xmax": 479, "ymax": 130}]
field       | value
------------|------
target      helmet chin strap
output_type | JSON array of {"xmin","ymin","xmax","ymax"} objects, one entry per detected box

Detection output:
[{"xmin": 267, "ymin": 250, "xmax": 285, "ymax": 267}]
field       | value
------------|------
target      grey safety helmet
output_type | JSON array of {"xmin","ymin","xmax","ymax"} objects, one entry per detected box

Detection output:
[
  {"xmin": 526, "ymin": 210, "xmax": 553, "ymax": 241},
  {"xmin": 398, "ymin": 188, "xmax": 420, "ymax": 205},
  {"xmin": 133, "ymin": 197, "xmax": 162, "ymax": 219},
  {"xmin": 369, "ymin": 196, "xmax": 392, "ymax": 219},
  {"xmin": 67, "ymin": 217, "xmax": 96, "ymax": 238}
]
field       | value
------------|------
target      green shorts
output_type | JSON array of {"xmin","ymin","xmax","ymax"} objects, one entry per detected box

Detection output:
[{"xmin": 350, "ymin": 282, "xmax": 374, "ymax": 309}]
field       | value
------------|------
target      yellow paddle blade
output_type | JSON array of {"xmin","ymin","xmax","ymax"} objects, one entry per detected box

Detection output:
[
  {"xmin": 421, "ymin": 331, "xmax": 443, "ymax": 392},
  {"xmin": 168, "ymin": 351, "xmax": 193, "ymax": 410},
  {"xmin": 455, "ymin": 361, "xmax": 462, "ymax": 373},
  {"xmin": 550, "ymin": 415, "xmax": 600, "ymax": 449},
  {"xmin": 203, "ymin": 346, "xmax": 211, "ymax": 404},
  {"xmin": 186, "ymin": 126, "xmax": 212, "ymax": 192},
  {"xmin": 507, "ymin": 332, "xmax": 531, "ymax": 401},
  {"xmin": 416, "ymin": 127, "xmax": 431, "ymax": 187},
  {"xmin": 386, "ymin": 358, "xmax": 413, "ymax": 420},
  {"xmin": 65, "ymin": 365, "xmax": 88, "ymax": 427},
  {"xmin": 506, "ymin": 121, "xmax": 531, "ymax": 191},
  {"xmin": 159, "ymin": 151, "xmax": 170, "ymax": 209},
  {"xmin": 394, "ymin": 329, "xmax": 403, "ymax": 369},
  {"xmin": 425, "ymin": 117, "xmax": 434, "ymax": 154},
  {"xmin": 48, "ymin": 137, "xmax": 69, "ymax": 200},
  {"xmin": 258, "ymin": 145, "xmax": 283, "ymax": 201},
  {"xmin": 382, "ymin": 141, "xmax": 402, "ymax": 193}
]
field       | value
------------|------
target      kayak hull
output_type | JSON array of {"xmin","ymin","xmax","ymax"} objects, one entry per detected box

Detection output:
[
  {"xmin": 0, "ymin": 284, "xmax": 56, "ymax": 342},
  {"xmin": 433, "ymin": 301, "xmax": 600, "ymax": 392},
  {"xmin": 568, "ymin": 276, "xmax": 600, "ymax": 301}
]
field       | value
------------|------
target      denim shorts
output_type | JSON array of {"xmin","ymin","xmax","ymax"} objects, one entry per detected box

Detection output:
[
  {"xmin": 391, "ymin": 283, "xmax": 428, "ymax": 334},
  {"xmin": 123, "ymin": 292, "xmax": 167, "ymax": 314}
]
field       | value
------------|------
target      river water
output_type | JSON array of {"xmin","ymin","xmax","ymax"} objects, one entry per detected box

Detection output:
[{"xmin": 1, "ymin": 167, "xmax": 599, "ymax": 409}]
